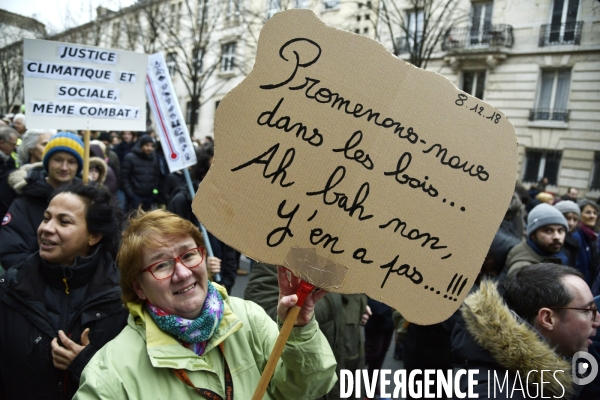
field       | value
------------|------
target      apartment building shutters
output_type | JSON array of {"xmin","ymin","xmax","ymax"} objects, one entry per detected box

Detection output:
[
  {"xmin": 523, "ymin": 149, "xmax": 562, "ymax": 185},
  {"xmin": 531, "ymin": 69, "xmax": 571, "ymax": 122},
  {"xmin": 470, "ymin": 2, "xmax": 493, "ymax": 46},
  {"xmin": 550, "ymin": 0, "xmax": 579, "ymax": 44},
  {"xmin": 463, "ymin": 70, "xmax": 486, "ymax": 100}
]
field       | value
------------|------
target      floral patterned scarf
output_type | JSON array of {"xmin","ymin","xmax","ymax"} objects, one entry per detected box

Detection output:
[{"xmin": 146, "ymin": 281, "xmax": 224, "ymax": 356}]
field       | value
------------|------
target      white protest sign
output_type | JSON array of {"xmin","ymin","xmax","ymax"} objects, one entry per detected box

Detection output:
[
  {"xmin": 193, "ymin": 10, "xmax": 517, "ymax": 325},
  {"xmin": 24, "ymin": 39, "xmax": 147, "ymax": 131},
  {"xmin": 146, "ymin": 53, "xmax": 197, "ymax": 173}
]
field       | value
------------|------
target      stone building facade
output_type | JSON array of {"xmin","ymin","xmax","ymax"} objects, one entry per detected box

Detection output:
[
  {"xmin": 376, "ymin": 0, "xmax": 600, "ymax": 198},
  {"xmin": 1, "ymin": 0, "xmax": 598, "ymax": 196}
]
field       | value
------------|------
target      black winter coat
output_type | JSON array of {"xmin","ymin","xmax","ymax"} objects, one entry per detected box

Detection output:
[
  {"xmin": 0, "ymin": 248, "xmax": 128, "ymax": 400},
  {"xmin": 0, "ymin": 154, "xmax": 16, "ymax": 223},
  {"xmin": 163, "ymin": 171, "xmax": 186, "ymax": 204},
  {"xmin": 166, "ymin": 181, "xmax": 198, "ymax": 224},
  {"xmin": 112, "ymin": 140, "xmax": 135, "ymax": 165},
  {"xmin": 121, "ymin": 143, "xmax": 161, "ymax": 199},
  {"xmin": 562, "ymin": 233, "xmax": 580, "ymax": 270},
  {"xmin": 0, "ymin": 153, "xmax": 16, "ymax": 187},
  {"xmin": 167, "ymin": 182, "xmax": 238, "ymax": 290},
  {"xmin": 0, "ymin": 165, "xmax": 55, "ymax": 269}
]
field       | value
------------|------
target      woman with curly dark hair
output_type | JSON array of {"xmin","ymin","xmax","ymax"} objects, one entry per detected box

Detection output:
[{"xmin": 0, "ymin": 184, "xmax": 128, "ymax": 399}]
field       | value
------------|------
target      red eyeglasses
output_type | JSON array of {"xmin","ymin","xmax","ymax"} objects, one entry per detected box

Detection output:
[{"xmin": 142, "ymin": 247, "xmax": 205, "ymax": 280}]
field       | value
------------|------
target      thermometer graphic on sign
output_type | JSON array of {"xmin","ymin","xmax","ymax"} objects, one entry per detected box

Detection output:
[{"xmin": 146, "ymin": 74, "xmax": 179, "ymax": 161}]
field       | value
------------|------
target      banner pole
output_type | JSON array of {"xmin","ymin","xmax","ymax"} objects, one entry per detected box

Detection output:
[
  {"xmin": 183, "ymin": 168, "xmax": 220, "ymax": 283},
  {"xmin": 82, "ymin": 130, "xmax": 90, "ymax": 184}
]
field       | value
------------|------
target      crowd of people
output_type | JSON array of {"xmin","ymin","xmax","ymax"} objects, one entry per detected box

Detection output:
[
  {"xmin": 0, "ymin": 120, "xmax": 337, "ymax": 399},
  {"xmin": 0, "ymin": 114, "xmax": 599, "ymax": 400}
]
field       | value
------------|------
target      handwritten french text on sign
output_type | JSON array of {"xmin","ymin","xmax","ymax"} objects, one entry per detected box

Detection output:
[
  {"xmin": 24, "ymin": 39, "xmax": 146, "ymax": 131},
  {"xmin": 193, "ymin": 10, "xmax": 517, "ymax": 325},
  {"xmin": 146, "ymin": 53, "xmax": 197, "ymax": 173}
]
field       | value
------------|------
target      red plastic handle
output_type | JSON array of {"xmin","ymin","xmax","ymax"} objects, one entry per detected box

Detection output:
[{"xmin": 296, "ymin": 280, "xmax": 316, "ymax": 307}]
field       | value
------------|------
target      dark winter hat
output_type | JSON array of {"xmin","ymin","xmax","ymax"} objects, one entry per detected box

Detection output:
[
  {"xmin": 527, "ymin": 203, "xmax": 569, "ymax": 237},
  {"xmin": 98, "ymin": 132, "xmax": 112, "ymax": 143},
  {"xmin": 578, "ymin": 199, "xmax": 600, "ymax": 213},
  {"xmin": 139, "ymin": 135, "xmax": 154, "ymax": 146},
  {"xmin": 43, "ymin": 132, "xmax": 84, "ymax": 175},
  {"xmin": 554, "ymin": 200, "xmax": 580, "ymax": 217}
]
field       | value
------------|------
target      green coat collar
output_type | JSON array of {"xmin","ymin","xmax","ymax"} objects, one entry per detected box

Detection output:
[{"xmin": 126, "ymin": 283, "xmax": 243, "ymax": 371}]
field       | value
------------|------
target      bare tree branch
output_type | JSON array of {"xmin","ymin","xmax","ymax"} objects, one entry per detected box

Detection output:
[{"xmin": 372, "ymin": 0, "xmax": 469, "ymax": 68}]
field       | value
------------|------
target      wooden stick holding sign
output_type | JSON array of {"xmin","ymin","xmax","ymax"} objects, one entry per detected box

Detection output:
[
  {"xmin": 82, "ymin": 130, "xmax": 91, "ymax": 184},
  {"xmin": 251, "ymin": 276, "xmax": 315, "ymax": 400}
]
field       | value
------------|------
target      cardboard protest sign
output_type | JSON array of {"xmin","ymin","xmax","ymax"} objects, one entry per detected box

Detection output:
[
  {"xmin": 146, "ymin": 53, "xmax": 197, "ymax": 173},
  {"xmin": 193, "ymin": 10, "xmax": 518, "ymax": 324},
  {"xmin": 24, "ymin": 39, "xmax": 147, "ymax": 131}
]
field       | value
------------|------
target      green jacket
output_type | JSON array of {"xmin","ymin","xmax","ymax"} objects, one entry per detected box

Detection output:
[
  {"xmin": 505, "ymin": 240, "xmax": 563, "ymax": 278},
  {"xmin": 245, "ymin": 263, "xmax": 367, "ymax": 400},
  {"xmin": 74, "ymin": 284, "xmax": 337, "ymax": 400}
]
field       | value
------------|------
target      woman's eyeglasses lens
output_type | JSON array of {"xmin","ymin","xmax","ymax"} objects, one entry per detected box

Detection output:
[{"xmin": 149, "ymin": 248, "xmax": 204, "ymax": 280}]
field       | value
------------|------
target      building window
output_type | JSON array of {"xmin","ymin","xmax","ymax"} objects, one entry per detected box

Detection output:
[
  {"xmin": 81, "ymin": 30, "xmax": 90, "ymax": 45},
  {"xmin": 111, "ymin": 21, "xmax": 120, "ymax": 47},
  {"xmin": 530, "ymin": 69, "xmax": 571, "ymax": 122},
  {"xmin": 591, "ymin": 152, "xmax": 600, "ymax": 190},
  {"xmin": 225, "ymin": 0, "xmax": 239, "ymax": 20},
  {"xmin": 363, "ymin": 27, "xmax": 369, "ymax": 34},
  {"xmin": 170, "ymin": 2, "xmax": 182, "ymax": 33},
  {"xmin": 406, "ymin": 9, "xmax": 424, "ymax": 52},
  {"xmin": 166, "ymin": 52, "xmax": 177, "ymax": 76},
  {"xmin": 546, "ymin": 0, "xmax": 580, "ymax": 45},
  {"xmin": 462, "ymin": 70, "xmax": 486, "ymax": 100},
  {"xmin": 186, "ymin": 101, "xmax": 199, "ymax": 125},
  {"xmin": 126, "ymin": 15, "xmax": 139, "ymax": 48},
  {"xmin": 523, "ymin": 149, "xmax": 562, "ymax": 185},
  {"xmin": 469, "ymin": 2, "xmax": 493, "ymax": 46},
  {"xmin": 221, "ymin": 42, "xmax": 236, "ymax": 72},
  {"xmin": 295, "ymin": 0, "xmax": 310, "ymax": 8},
  {"xmin": 323, "ymin": 0, "xmax": 340, "ymax": 10}
]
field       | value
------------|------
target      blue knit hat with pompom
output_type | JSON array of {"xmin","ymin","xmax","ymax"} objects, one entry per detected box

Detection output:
[{"xmin": 42, "ymin": 132, "xmax": 84, "ymax": 175}]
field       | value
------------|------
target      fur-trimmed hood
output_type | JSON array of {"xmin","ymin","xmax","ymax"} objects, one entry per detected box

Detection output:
[
  {"xmin": 89, "ymin": 156, "xmax": 107, "ymax": 185},
  {"xmin": 7, "ymin": 162, "xmax": 44, "ymax": 194},
  {"xmin": 457, "ymin": 280, "xmax": 573, "ymax": 398}
]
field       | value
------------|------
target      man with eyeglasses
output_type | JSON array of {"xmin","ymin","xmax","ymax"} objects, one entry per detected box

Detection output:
[{"xmin": 452, "ymin": 263, "xmax": 599, "ymax": 399}]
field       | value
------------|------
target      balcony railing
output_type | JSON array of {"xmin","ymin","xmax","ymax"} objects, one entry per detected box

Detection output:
[
  {"xmin": 442, "ymin": 24, "xmax": 513, "ymax": 52},
  {"xmin": 539, "ymin": 21, "xmax": 583, "ymax": 47},
  {"xmin": 529, "ymin": 108, "xmax": 570, "ymax": 122}
]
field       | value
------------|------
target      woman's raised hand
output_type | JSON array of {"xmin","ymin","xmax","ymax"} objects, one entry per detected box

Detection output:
[{"xmin": 276, "ymin": 266, "xmax": 327, "ymax": 327}]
